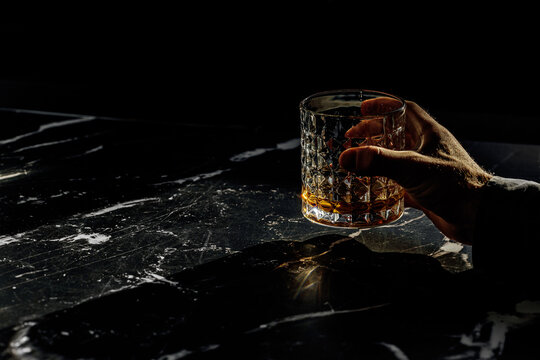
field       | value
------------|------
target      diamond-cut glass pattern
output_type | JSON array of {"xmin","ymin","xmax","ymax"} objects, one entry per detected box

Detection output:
[{"xmin": 300, "ymin": 91, "xmax": 406, "ymax": 228}]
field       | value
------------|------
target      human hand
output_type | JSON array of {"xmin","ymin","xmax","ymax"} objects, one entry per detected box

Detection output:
[{"xmin": 339, "ymin": 100, "xmax": 492, "ymax": 245}]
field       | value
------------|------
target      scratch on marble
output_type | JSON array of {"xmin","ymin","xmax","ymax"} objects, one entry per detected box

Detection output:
[
  {"xmin": 0, "ymin": 240, "xmax": 74, "ymax": 278},
  {"xmin": 198, "ymin": 230, "xmax": 213, "ymax": 264},
  {"xmin": 348, "ymin": 214, "xmax": 426, "ymax": 238},
  {"xmin": 398, "ymin": 243, "xmax": 434, "ymax": 253},
  {"xmin": 0, "ymin": 242, "xmax": 156, "ymax": 292},
  {"xmin": 378, "ymin": 213, "xmax": 426, "ymax": 229},
  {"xmin": 0, "ymin": 116, "xmax": 95, "ymax": 145},
  {"xmin": 140, "ymin": 271, "xmax": 179, "ymax": 286},
  {"xmin": 14, "ymin": 268, "xmax": 49, "ymax": 279},
  {"xmin": 0, "ymin": 232, "xmax": 113, "ymax": 278}
]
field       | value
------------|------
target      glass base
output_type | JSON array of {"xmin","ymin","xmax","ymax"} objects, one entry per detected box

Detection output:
[{"xmin": 301, "ymin": 197, "xmax": 404, "ymax": 229}]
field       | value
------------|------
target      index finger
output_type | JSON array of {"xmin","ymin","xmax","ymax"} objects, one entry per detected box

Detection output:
[
  {"xmin": 344, "ymin": 116, "xmax": 383, "ymax": 138},
  {"xmin": 360, "ymin": 96, "xmax": 403, "ymax": 116},
  {"xmin": 344, "ymin": 96, "xmax": 403, "ymax": 139}
]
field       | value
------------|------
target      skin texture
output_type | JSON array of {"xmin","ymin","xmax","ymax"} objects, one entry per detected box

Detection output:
[{"xmin": 339, "ymin": 100, "xmax": 492, "ymax": 245}]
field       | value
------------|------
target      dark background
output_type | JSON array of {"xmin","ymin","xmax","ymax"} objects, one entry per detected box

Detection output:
[{"xmin": 1, "ymin": 3, "xmax": 539, "ymax": 143}]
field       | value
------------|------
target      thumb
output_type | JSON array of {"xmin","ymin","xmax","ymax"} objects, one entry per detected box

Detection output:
[{"xmin": 338, "ymin": 146, "xmax": 427, "ymax": 187}]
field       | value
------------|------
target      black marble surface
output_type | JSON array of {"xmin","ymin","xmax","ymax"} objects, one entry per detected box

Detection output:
[{"xmin": 0, "ymin": 108, "xmax": 539, "ymax": 359}]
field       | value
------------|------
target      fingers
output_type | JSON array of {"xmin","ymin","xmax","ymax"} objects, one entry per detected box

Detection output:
[
  {"xmin": 361, "ymin": 97, "xmax": 403, "ymax": 115},
  {"xmin": 345, "ymin": 117, "xmax": 383, "ymax": 138},
  {"xmin": 338, "ymin": 99, "xmax": 441, "ymax": 187},
  {"xmin": 344, "ymin": 97, "xmax": 403, "ymax": 139},
  {"xmin": 338, "ymin": 146, "xmax": 426, "ymax": 188}
]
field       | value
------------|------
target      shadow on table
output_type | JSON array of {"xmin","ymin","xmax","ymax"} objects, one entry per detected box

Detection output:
[{"xmin": 1, "ymin": 234, "xmax": 538, "ymax": 359}]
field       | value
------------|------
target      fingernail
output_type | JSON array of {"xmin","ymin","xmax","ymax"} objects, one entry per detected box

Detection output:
[{"xmin": 339, "ymin": 149, "xmax": 356, "ymax": 171}]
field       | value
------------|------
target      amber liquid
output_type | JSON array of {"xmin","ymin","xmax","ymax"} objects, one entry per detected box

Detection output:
[{"xmin": 301, "ymin": 186, "xmax": 404, "ymax": 228}]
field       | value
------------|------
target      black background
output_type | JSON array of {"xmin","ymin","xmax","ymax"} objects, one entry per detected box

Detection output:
[{"xmin": 1, "ymin": 2, "xmax": 539, "ymax": 142}]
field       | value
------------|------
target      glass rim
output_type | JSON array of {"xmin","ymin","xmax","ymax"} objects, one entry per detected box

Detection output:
[{"xmin": 299, "ymin": 89, "xmax": 406, "ymax": 118}]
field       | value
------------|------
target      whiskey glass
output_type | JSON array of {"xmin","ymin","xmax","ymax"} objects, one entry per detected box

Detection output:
[{"xmin": 300, "ymin": 89, "xmax": 406, "ymax": 228}]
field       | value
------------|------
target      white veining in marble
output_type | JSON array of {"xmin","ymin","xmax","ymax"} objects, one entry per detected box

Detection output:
[
  {"xmin": 347, "ymin": 212, "xmax": 426, "ymax": 238},
  {"xmin": 155, "ymin": 169, "xmax": 231, "ymax": 186},
  {"xmin": 0, "ymin": 233, "xmax": 25, "ymax": 247},
  {"xmin": 83, "ymin": 197, "xmax": 160, "ymax": 217},
  {"xmin": 377, "ymin": 342, "xmax": 410, "ymax": 360},
  {"xmin": 439, "ymin": 239, "xmax": 464, "ymax": 254},
  {"xmin": 82, "ymin": 145, "xmax": 104, "ymax": 155},
  {"xmin": 247, "ymin": 303, "xmax": 390, "ymax": 333},
  {"xmin": 229, "ymin": 138, "xmax": 300, "ymax": 162},
  {"xmin": 276, "ymin": 138, "xmax": 301, "ymax": 150},
  {"xmin": 12, "ymin": 138, "xmax": 79, "ymax": 153},
  {"xmin": 452, "ymin": 300, "xmax": 540, "ymax": 360},
  {"xmin": 6, "ymin": 321, "xmax": 36, "ymax": 359},
  {"xmin": 73, "ymin": 233, "xmax": 111, "ymax": 245},
  {"xmin": 0, "ymin": 116, "xmax": 95, "ymax": 145},
  {"xmin": 0, "ymin": 171, "xmax": 27, "ymax": 181},
  {"xmin": 158, "ymin": 344, "xmax": 220, "ymax": 360}
]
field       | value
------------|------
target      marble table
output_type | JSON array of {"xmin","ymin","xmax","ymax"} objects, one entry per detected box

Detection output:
[{"xmin": 0, "ymin": 108, "xmax": 539, "ymax": 359}]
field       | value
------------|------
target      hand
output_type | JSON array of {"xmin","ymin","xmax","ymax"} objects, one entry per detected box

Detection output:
[{"xmin": 339, "ymin": 100, "xmax": 492, "ymax": 245}]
